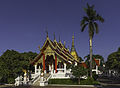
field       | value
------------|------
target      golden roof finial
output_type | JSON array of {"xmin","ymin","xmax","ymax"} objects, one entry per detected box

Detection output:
[
  {"xmin": 59, "ymin": 35, "xmax": 61, "ymax": 43},
  {"xmin": 54, "ymin": 32, "xmax": 57, "ymax": 43},
  {"xmin": 46, "ymin": 30, "xmax": 48, "ymax": 38},
  {"xmin": 45, "ymin": 26, "xmax": 48, "ymax": 38},
  {"xmin": 38, "ymin": 45, "xmax": 40, "ymax": 50},
  {"xmin": 64, "ymin": 41, "xmax": 66, "ymax": 47},
  {"xmin": 67, "ymin": 45, "xmax": 70, "ymax": 51},
  {"xmin": 54, "ymin": 32, "xmax": 56, "ymax": 40}
]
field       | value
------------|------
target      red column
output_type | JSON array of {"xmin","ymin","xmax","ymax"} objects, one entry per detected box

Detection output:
[
  {"xmin": 55, "ymin": 55, "xmax": 57, "ymax": 73},
  {"xmin": 43, "ymin": 53, "xmax": 45, "ymax": 71}
]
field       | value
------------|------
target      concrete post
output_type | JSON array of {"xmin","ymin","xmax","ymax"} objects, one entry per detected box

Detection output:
[
  {"xmin": 43, "ymin": 53, "xmax": 45, "ymax": 72},
  {"xmin": 55, "ymin": 55, "xmax": 57, "ymax": 73},
  {"xmin": 96, "ymin": 65, "xmax": 98, "ymax": 74},
  {"xmin": 75, "ymin": 62, "xmax": 77, "ymax": 66},
  {"xmin": 39, "ymin": 65, "xmax": 41, "ymax": 75},
  {"xmin": 23, "ymin": 72, "xmax": 27, "ymax": 85},
  {"xmin": 35, "ymin": 65, "xmax": 37, "ymax": 74},
  {"xmin": 49, "ymin": 65, "xmax": 51, "ymax": 73},
  {"xmin": 64, "ymin": 63, "xmax": 66, "ymax": 74},
  {"xmin": 51, "ymin": 64, "xmax": 53, "ymax": 74}
]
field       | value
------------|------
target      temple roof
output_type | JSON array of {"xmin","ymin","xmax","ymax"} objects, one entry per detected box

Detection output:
[
  {"xmin": 80, "ymin": 61, "xmax": 88, "ymax": 68},
  {"xmin": 31, "ymin": 36, "xmax": 79, "ymax": 65},
  {"xmin": 80, "ymin": 58, "xmax": 100, "ymax": 68}
]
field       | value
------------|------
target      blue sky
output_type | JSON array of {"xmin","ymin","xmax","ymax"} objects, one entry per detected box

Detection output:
[{"xmin": 0, "ymin": 0, "xmax": 120, "ymax": 61}]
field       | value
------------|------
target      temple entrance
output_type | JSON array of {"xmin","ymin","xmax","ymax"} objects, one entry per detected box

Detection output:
[
  {"xmin": 45, "ymin": 55, "xmax": 55, "ymax": 73},
  {"xmin": 46, "ymin": 64, "xmax": 49, "ymax": 73}
]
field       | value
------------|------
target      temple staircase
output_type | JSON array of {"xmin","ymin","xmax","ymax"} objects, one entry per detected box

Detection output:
[
  {"xmin": 28, "ymin": 74, "xmax": 39, "ymax": 85},
  {"xmin": 44, "ymin": 73, "xmax": 52, "ymax": 81},
  {"xmin": 31, "ymin": 73, "xmax": 52, "ymax": 86},
  {"xmin": 33, "ymin": 77, "xmax": 40, "ymax": 86}
]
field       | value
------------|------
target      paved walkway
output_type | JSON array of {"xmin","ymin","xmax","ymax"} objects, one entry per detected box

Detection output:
[
  {"xmin": 97, "ymin": 76, "xmax": 120, "ymax": 88},
  {"xmin": 0, "ymin": 84, "xmax": 98, "ymax": 88},
  {"xmin": 49, "ymin": 84, "xmax": 99, "ymax": 88}
]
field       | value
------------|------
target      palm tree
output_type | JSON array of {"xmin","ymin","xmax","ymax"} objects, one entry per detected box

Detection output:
[{"xmin": 80, "ymin": 3, "xmax": 104, "ymax": 77}]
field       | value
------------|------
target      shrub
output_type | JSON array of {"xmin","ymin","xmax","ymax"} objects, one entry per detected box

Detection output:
[
  {"xmin": 7, "ymin": 77, "xmax": 15, "ymax": 84},
  {"xmin": 93, "ymin": 73, "xmax": 98, "ymax": 80},
  {"xmin": 48, "ymin": 78, "xmax": 99, "ymax": 85},
  {"xmin": 49, "ymin": 79, "xmax": 77, "ymax": 85}
]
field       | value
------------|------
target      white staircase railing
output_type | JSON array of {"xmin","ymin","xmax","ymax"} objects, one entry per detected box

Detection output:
[
  {"xmin": 28, "ymin": 73, "xmax": 52, "ymax": 86},
  {"xmin": 46, "ymin": 74, "xmax": 52, "ymax": 81},
  {"xmin": 28, "ymin": 74, "xmax": 40, "ymax": 84},
  {"xmin": 33, "ymin": 75, "xmax": 40, "ymax": 84}
]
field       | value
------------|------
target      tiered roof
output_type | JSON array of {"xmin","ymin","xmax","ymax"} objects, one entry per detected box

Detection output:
[{"xmin": 31, "ymin": 36, "xmax": 79, "ymax": 65}]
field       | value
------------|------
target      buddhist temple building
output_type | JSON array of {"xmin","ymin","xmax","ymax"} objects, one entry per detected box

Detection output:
[
  {"xmin": 31, "ymin": 33, "xmax": 80, "ymax": 80},
  {"xmin": 15, "ymin": 33, "xmax": 102, "ymax": 86}
]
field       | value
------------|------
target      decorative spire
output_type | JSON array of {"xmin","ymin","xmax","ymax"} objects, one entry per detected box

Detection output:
[
  {"xmin": 45, "ymin": 26, "xmax": 48, "ymax": 38},
  {"xmin": 71, "ymin": 33, "xmax": 76, "ymax": 52},
  {"xmin": 72, "ymin": 33, "xmax": 74, "ymax": 47},
  {"xmin": 47, "ymin": 32, "xmax": 48, "ymax": 38},
  {"xmin": 53, "ymin": 32, "xmax": 57, "ymax": 43},
  {"xmin": 64, "ymin": 41, "xmax": 66, "ymax": 47},
  {"xmin": 45, "ymin": 30, "xmax": 48, "ymax": 38},
  {"xmin": 38, "ymin": 45, "xmax": 40, "ymax": 50},
  {"xmin": 54, "ymin": 32, "xmax": 56, "ymax": 40},
  {"xmin": 59, "ymin": 35, "xmax": 61, "ymax": 43},
  {"xmin": 67, "ymin": 45, "xmax": 70, "ymax": 51}
]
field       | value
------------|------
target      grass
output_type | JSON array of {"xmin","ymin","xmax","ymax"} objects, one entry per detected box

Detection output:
[{"xmin": 48, "ymin": 78, "xmax": 100, "ymax": 85}]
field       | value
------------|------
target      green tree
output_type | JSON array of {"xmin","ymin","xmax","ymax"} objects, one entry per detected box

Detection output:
[
  {"xmin": 106, "ymin": 48, "xmax": 120, "ymax": 73},
  {"xmin": 20, "ymin": 51, "xmax": 38, "ymax": 70},
  {"xmin": 85, "ymin": 54, "xmax": 104, "ymax": 67},
  {"xmin": 0, "ymin": 49, "xmax": 37, "ymax": 84},
  {"xmin": 85, "ymin": 54, "xmax": 104, "ymax": 74},
  {"xmin": 78, "ymin": 56, "xmax": 83, "ymax": 62},
  {"xmin": 72, "ymin": 65, "xmax": 87, "ymax": 84},
  {"xmin": 80, "ymin": 3, "xmax": 104, "ymax": 77},
  {"xmin": 0, "ymin": 50, "xmax": 22, "ymax": 83},
  {"xmin": 117, "ymin": 47, "xmax": 120, "ymax": 52}
]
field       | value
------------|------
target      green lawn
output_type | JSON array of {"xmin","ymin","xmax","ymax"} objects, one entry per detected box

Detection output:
[{"xmin": 48, "ymin": 78, "xmax": 100, "ymax": 85}]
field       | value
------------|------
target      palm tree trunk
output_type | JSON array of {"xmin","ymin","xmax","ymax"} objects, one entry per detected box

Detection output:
[{"xmin": 89, "ymin": 37, "xmax": 93, "ymax": 77}]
